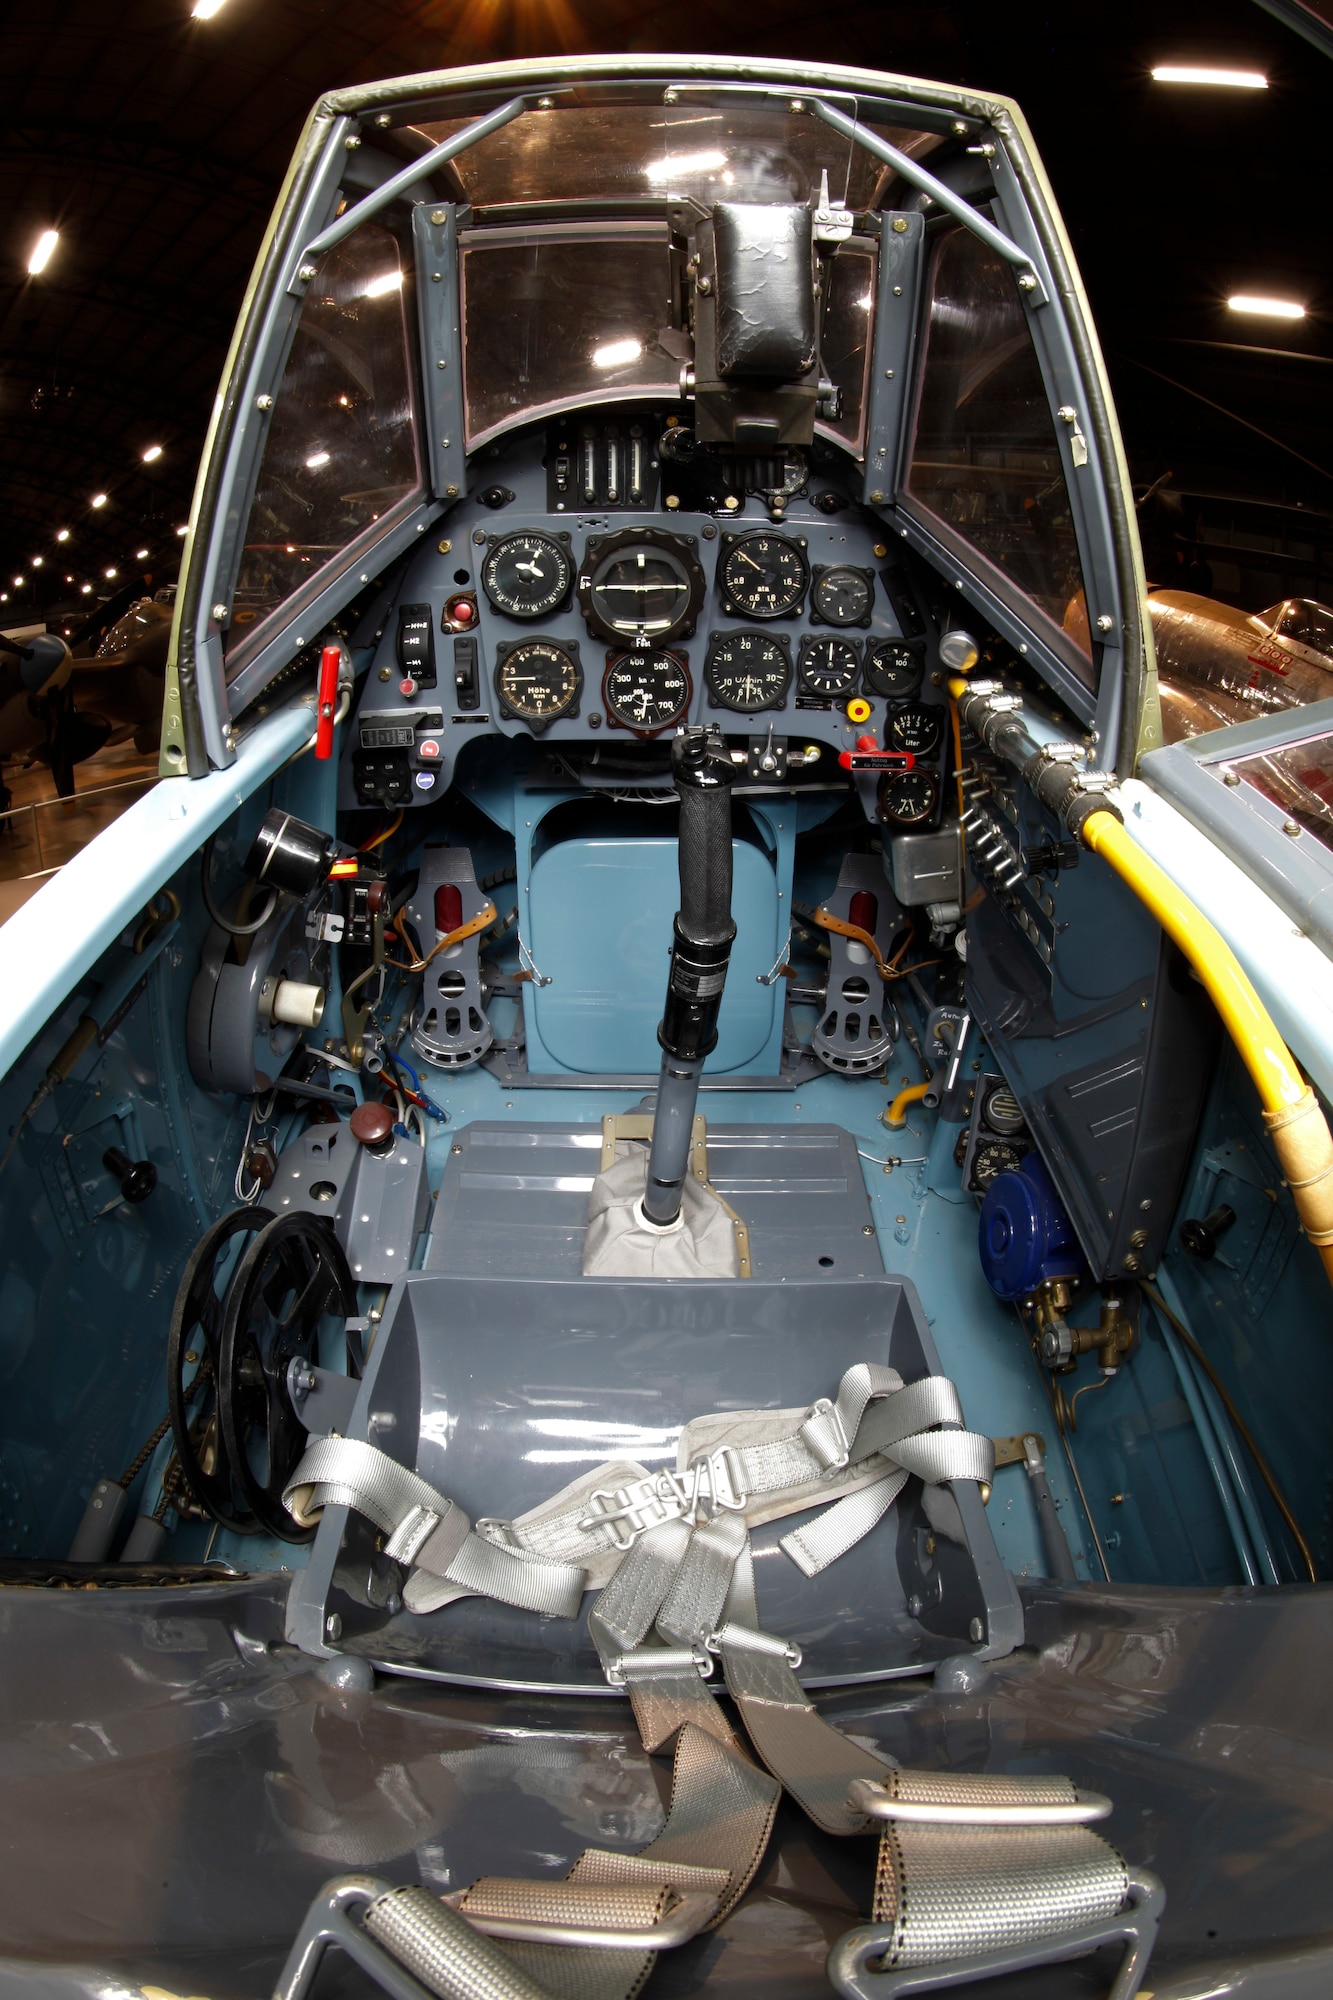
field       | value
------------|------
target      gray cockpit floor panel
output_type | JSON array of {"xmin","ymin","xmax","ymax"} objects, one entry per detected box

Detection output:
[{"xmin": 426, "ymin": 1121, "xmax": 883, "ymax": 1279}]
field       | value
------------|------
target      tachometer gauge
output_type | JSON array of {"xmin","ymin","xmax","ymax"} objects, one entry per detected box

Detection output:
[
  {"xmin": 877, "ymin": 766, "xmax": 939, "ymax": 827},
  {"xmin": 864, "ymin": 640, "xmax": 923, "ymax": 699},
  {"xmin": 480, "ymin": 531, "xmax": 573, "ymax": 619},
  {"xmin": 798, "ymin": 637, "xmax": 861, "ymax": 697},
  {"xmin": 577, "ymin": 528, "xmax": 705, "ymax": 646},
  {"xmin": 811, "ymin": 564, "xmax": 874, "ymax": 627},
  {"xmin": 705, "ymin": 632, "xmax": 792, "ymax": 713},
  {"xmin": 886, "ymin": 703, "xmax": 944, "ymax": 758},
  {"xmin": 719, "ymin": 533, "xmax": 809, "ymax": 619},
  {"xmin": 603, "ymin": 649, "xmax": 691, "ymax": 737},
  {"xmin": 495, "ymin": 639, "xmax": 582, "ymax": 733},
  {"xmin": 971, "ymin": 1140, "xmax": 1021, "ymax": 1190}
]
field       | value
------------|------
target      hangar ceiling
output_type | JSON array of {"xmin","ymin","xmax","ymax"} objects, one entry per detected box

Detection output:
[{"xmin": 1, "ymin": 0, "xmax": 1329, "ymax": 623}]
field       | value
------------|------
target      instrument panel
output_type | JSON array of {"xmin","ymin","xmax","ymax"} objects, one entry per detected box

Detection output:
[{"xmin": 344, "ymin": 423, "xmax": 950, "ymax": 828}]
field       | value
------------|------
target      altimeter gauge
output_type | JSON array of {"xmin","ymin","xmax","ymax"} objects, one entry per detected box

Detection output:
[
  {"xmin": 494, "ymin": 639, "xmax": 582, "ymax": 733},
  {"xmin": 603, "ymin": 650, "xmax": 692, "ymax": 737},
  {"xmin": 704, "ymin": 632, "xmax": 792, "ymax": 713},
  {"xmin": 480, "ymin": 531, "xmax": 574, "ymax": 619},
  {"xmin": 719, "ymin": 533, "xmax": 809, "ymax": 619},
  {"xmin": 798, "ymin": 636, "xmax": 861, "ymax": 697}
]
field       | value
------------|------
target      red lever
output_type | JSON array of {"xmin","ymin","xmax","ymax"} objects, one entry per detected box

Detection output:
[{"xmin": 315, "ymin": 644, "xmax": 340, "ymax": 759}]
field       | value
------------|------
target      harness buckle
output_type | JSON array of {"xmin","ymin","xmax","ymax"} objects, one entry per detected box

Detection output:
[
  {"xmin": 801, "ymin": 1396, "xmax": 852, "ymax": 1473},
  {"xmin": 578, "ymin": 1447, "xmax": 750, "ymax": 1551}
]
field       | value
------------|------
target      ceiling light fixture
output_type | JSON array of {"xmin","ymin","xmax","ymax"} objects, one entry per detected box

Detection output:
[
  {"xmin": 192, "ymin": 0, "xmax": 228, "ymax": 16},
  {"xmin": 105, "ymin": 568, "xmax": 118, "ymax": 580},
  {"xmin": 81, "ymin": 583, "xmax": 92, "ymax": 594},
  {"xmin": 141, "ymin": 444, "xmax": 163, "ymax": 463},
  {"xmin": 0, "ymin": 595, "xmax": 7, "ymax": 605},
  {"xmin": 90, "ymin": 493, "xmax": 107, "ymax": 509},
  {"xmin": 55, "ymin": 529, "xmax": 69, "ymax": 542},
  {"xmin": 1151, "ymin": 65, "xmax": 1268, "ymax": 87},
  {"xmin": 27, "ymin": 229, "xmax": 59, "ymax": 275},
  {"xmin": 135, "ymin": 548, "xmax": 149, "ymax": 560},
  {"xmin": 13, "ymin": 577, "xmax": 23, "ymax": 589},
  {"xmin": 591, "ymin": 337, "xmax": 644, "ymax": 369},
  {"xmin": 176, "ymin": 525, "xmax": 188, "ymax": 536},
  {"xmin": 1228, "ymin": 294, "xmax": 1306, "ymax": 318},
  {"xmin": 31, "ymin": 556, "xmax": 43, "ymax": 568},
  {"xmin": 64, "ymin": 575, "xmax": 72, "ymax": 583}
]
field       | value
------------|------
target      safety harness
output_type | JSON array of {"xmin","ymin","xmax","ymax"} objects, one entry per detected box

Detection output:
[{"xmin": 277, "ymin": 1363, "xmax": 1162, "ymax": 2000}]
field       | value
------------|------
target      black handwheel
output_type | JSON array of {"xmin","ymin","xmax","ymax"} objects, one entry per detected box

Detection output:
[
  {"xmin": 218, "ymin": 1212, "xmax": 357, "ymax": 1541},
  {"xmin": 167, "ymin": 1205, "xmax": 278, "ymax": 1533}
]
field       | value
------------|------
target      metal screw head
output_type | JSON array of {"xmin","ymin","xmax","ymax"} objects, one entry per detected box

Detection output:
[
  {"xmin": 255, "ymin": 393, "xmax": 274, "ymax": 411},
  {"xmin": 430, "ymin": 208, "xmax": 448, "ymax": 225},
  {"xmin": 211, "ymin": 603, "xmax": 227, "ymax": 622},
  {"xmin": 1129, "ymin": 1228, "xmax": 1149, "ymax": 1250},
  {"xmin": 907, "ymin": 1594, "xmax": 923, "ymax": 1617},
  {"xmin": 325, "ymin": 1614, "xmax": 342, "ymax": 1641},
  {"xmin": 1223, "ymin": 769, "xmax": 1240, "ymax": 786},
  {"xmin": 1057, "ymin": 405, "xmax": 1077, "ymax": 423},
  {"xmin": 862, "ymin": 1224, "xmax": 875, "ymax": 1237},
  {"xmin": 441, "ymin": 437, "xmax": 451, "ymax": 449},
  {"xmin": 789, "ymin": 98, "xmax": 805, "ymax": 112},
  {"xmin": 952, "ymin": 119, "xmax": 969, "ymax": 135},
  {"xmin": 472, "ymin": 528, "xmax": 487, "ymax": 545},
  {"xmin": 451, "ymin": 1143, "xmax": 463, "ymax": 1154},
  {"xmin": 869, "ymin": 489, "xmax": 885, "ymax": 503},
  {"xmin": 1096, "ymin": 613, "xmax": 1114, "ymax": 632},
  {"xmin": 1018, "ymin": 272, "xmax": 1037, "ymax": 291},
  {"xmin": 1283, "ymin": 820, "xmax": 1302, "ymax": 837},
  {"xmin": 445, "ymin": 484, "xmax": 458, "ymax": 498},
  {"xmin": 664, "ymin": 88, "xmax": 678, "ymax": 104},
  {"xmin": 298, "ymin": 263, "xmax": 317, "ymax": 282},
  {"xmin": 891, "ymin": 216, "xmax": 909, "ymax": 234},
  {"xmin": 537, "ymin": 96, "xmax": 554, "ymax": 108},
  {"xmin": 378, "ymin": 666, "xmax": 391, "ymax": 681},
  {"xmin": 969, "ymin": 1617, "xmax": 985, "ymax": 1642},
  {"xmin": 437, "ymin": 538, "xmax": 452, "ymax": 554},
  {"xmin": 344, "ymin": 134, "xmax": 361, "ymax": 149},
  {"xmin": 375, "ymin": 113, "xmax": 391, "ymax": 127}
]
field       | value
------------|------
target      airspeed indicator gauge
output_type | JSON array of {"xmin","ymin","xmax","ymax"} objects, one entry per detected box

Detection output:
[
  {"xmin": 705, "ymin": 632, "xmax": 791, "ymax": 713},
  {"xmin": 495, "ymin": 639, "xmax": 582, "ymax": 733},
  {"xmin": 719, "ymin": 533, "xmax": 809, "ymax": 619},
  {"xmin": 604, "ymin": 650, "xmax": 692, "ymax": 737},
  {"xmin": 481, "ymin": 532, "xmax": 573, "ymax": 619}
]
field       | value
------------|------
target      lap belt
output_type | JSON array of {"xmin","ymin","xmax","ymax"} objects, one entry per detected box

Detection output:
[{"xmin": 277, "ymin": 1363, "xmax": 1163, "ymax": 2000}]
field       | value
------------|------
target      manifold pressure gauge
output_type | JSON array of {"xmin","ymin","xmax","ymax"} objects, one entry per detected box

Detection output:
[
  {"xmin": 864, "ymin": 640, "xmax": 924, "ymax": 699},
  {"xmin": 481, "ymin": 531, "xmax": 574, "ymax": 619},
  {"xmin": 705, "ymin": 631, "xmax": 792, "ymax": 713},
  {"xmin": 603, "ymin": 649, "xmax": 691, "ymax": 737},
  {"xmin": 495, "ymin": 639, "xmax": 582, "ymax": 733},
  {"xmin": 877, "ymin": 766, "xmax": 939, "ymax": 827},
  {"xmin": 719, "ymin": 533, "xmax": 809, "ymax": 618}
]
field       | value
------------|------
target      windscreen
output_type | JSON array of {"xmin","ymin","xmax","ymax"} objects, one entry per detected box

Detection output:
[{"xmin": 907, "ymin": 227, "xmax": 1093, "ymax": 678}]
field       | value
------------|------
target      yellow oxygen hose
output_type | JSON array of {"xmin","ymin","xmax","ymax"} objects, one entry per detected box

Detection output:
[
  {"xmin": 946, "ymin": 673, "xmax": 1333, "ymax": 1286},
  {"xmin": 1080, "ymin": 810, "xmax": 1333, "ymax": 1284}
]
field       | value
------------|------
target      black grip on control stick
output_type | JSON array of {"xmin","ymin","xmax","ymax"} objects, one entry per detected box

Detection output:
[{"xmin": 674, "ymin": 729, "xmax": 735, "ymax": 946}]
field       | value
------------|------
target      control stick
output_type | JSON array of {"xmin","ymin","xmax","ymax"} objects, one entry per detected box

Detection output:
[{"xmin": 643, "ymin": 729, "xmax": 736, "ymax": 1228}]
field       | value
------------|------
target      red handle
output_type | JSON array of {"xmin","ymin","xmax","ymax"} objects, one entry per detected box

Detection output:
[{"xmin": 315, "ymin": 644, "xmax": 341, "ymax": 759}]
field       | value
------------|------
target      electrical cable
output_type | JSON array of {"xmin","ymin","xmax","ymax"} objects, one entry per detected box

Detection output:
[
  {"xmin": 201, "ymin": 834, "xmax": 278, "ymax": 938},
  {"xmin": 1142, "ymin": 1279, "xmax": 1317, "ymax": 1582},
  {"xmin": 360, "ymin": 811, "xmax": 403, "ymax": 853}
]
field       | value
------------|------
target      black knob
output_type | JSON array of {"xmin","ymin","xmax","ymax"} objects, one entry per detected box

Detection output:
[
  {"xmin": 103, "ymin": 1146, "xmax": 158, "ymax": 1204},
  {"xmin": 1180, "ymin": 1204, "xmax": 1236, "ymax": 1260}
]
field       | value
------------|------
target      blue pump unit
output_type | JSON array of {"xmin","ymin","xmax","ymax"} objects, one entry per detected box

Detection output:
[{"xmin": 979, "ymin": 1152, "xmax": 1085, "ymax": 1302}]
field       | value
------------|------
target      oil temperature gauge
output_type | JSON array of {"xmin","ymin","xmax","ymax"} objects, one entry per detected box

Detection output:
[
  {"xmin": 877, "ymin": 766, "xmax": 939, "ymax": 827},
  {"xmin": 603, "ymin": 649, "xmax": 691, "ymax": 737},
  {"xmin": 495, "ymin": 639, "xmax": 582, "ymax": 733},
  {"xmin": 864, "ymin": 641, "xmax": 923, "ymax": 699}
]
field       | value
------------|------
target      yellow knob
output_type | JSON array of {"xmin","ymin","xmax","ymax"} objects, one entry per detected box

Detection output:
[{"xmin": 845, "ymin": 696, "xmax": 872, "ymax": 724}]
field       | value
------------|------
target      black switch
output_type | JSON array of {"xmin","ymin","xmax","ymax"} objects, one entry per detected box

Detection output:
[
  {"xmin": 453, "ymin": 634, "xmax": 479, "ymax": 710},
  {"xmin": 396, "ymin": 603, "xmax": 436, "ymax": 688}
]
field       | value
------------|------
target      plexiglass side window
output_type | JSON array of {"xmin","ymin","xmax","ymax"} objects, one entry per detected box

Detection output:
[
  {"xmin": 226, "ymin": 223, "xmax": 420, "ymax": 667},
  {"xmin": 907, "ymin": 228, "xmax": 1093, "ymax": 677}
]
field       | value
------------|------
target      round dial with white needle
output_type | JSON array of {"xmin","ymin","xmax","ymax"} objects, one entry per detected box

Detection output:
[
  {"xmin": 705, "ymin": 632, "xmax": 791, "ymax": 713},
  {"xmin": 603, "ymin": 650, "xmax": 691, "ymax": 736},
  {"xmin": 798, "ymin": 636, "xmax": 861, "ymax": 696},
  {"xmin": 577, "ymin": 529, "xmax": 705, "ymax": 646},
  {"xmin": 719, "ymin": 533, "xmax": 809, "ymax": 619},
  {"xmin": 495, "ymin": 639, "xmax": 582, "ymax": 732},
  {"xmin": 480, "ymin": 532, "xmax": 573, "ymax": 619}
]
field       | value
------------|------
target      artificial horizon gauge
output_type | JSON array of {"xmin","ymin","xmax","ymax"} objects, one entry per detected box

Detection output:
[
  {"xmin": 577, "ymin": 528, "xmax": 705, "ymax": 645},
  {"xmin": 886, "ymin": 703, "xmax": 944, "ymax": 757},
  {"xmin": 877, "ymin": 765, "xmax": 939, "ymax": 827},
  {"xmin": 480, "ymin": 531, "xmax": 574, "ymax": 619},
  {"xmin": 603, "ymin": 649, "xmax": 691, "ymax": 736},
  {"xmin": 798, "ymin": 636, "xmax": 861, "ymax": 697},
  {"xmin": 494, "ymin": 639, "xmax": 582, "ymax": 732},
  {"xmin": 810, "ymin": 563, "xmax": 875, "ymax": 627},
  {"xmin": 718, "ymin": 532, "xmax": 809, "ymax": 619},
  {"xmin": 863, "ymin": 640, "xmax": 924, "ymax": 699},
  {"xmin": 704, "ymin": 631, "xmax": 792, "ymax": 713}
]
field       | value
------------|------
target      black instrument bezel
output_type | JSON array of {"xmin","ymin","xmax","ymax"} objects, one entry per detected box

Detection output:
[
  {"xmin": 717, "ymin": 529, "xmax": 810, "ymax": 621},
  {"xmin": 576, "ymin": 527, "xmax": 706, "ymax": 646},
  {"xmin": 601, "ymin": 647, "xmax": 693, "ymax": 739},
  {"xmin": 703, "ymin": 629, "xmax": 793, "ymax": 714},
  {"xmin": 479, "ymin": 529, "xmax": 575, "ymax": 620},
  {"xmin": 493, "ymin": 636, "xmax": 584, "ymax": 734}
]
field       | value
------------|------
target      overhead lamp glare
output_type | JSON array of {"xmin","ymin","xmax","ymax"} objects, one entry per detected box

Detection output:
[
  {"xmin": 55, "ymin": 528, "xmax": 69, "ymax": 542},
  {"xmin": 27, "ymin": 229, "xmax": 59, "ymax": 275},
  {"xmin": 31, "ymin": 556, "xmax": 43, "ymax": 568},
  {"xmin": 192, "ymin": 0, "xmax": 228, "ymax": 16},
  {"xmin": 362, "ymin": 271, "xmax": 403, "ymax": 299},
  {"xmin": 1151, "ymin": 65, "xmax": 1268, "ymax": 87},
  {"xmin": 1228, "ymin": 294, "xmax": 1306, "ymax": 318},
  {"xmin": 141, "ymin": 443, "xmax": 163, "ymax": 463},
  {"xmin": 305, "ymin": 449, "xmax": 331, "ymax": 469},
  {"xmin": 105, "ymin": 568, "xmax": 118, "ymax": 580},
  {"xmin": 13, "ymin": 577, "xmax": 23, "ymax": 589},
  {"xmin": 644, "ymin": 150, "xmax": 728, "ymax": 182},
  {"xmin": 90, "ymin": 493, "xmax": 107, "ymax": 509},
  {"xmin": 176, "ymin": 525, "xmax": 189, "ymax": 536},
  {"xmin": 80, "ymin": 583, "xmax": 92, "ymax": 595},
  {"xmin": 135, "ymin": 548, "xmax": 150, "ymax": 560},
  {"xmin": 591, "ymin": 337, "xmax": 644, "ymax": 370}
]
